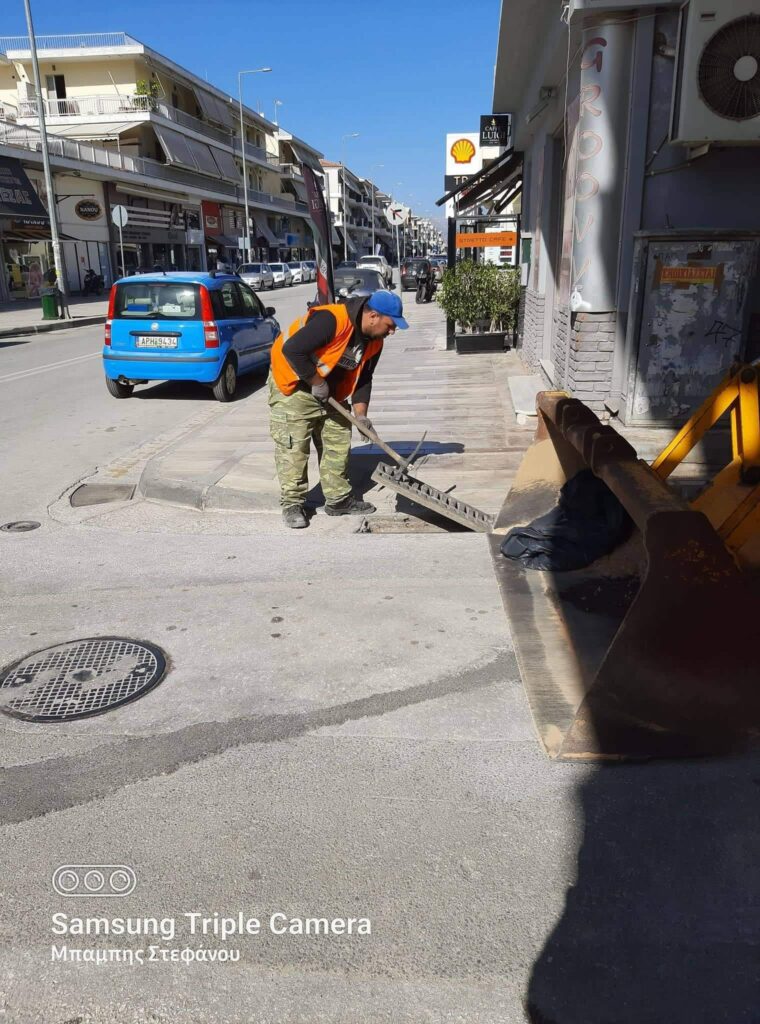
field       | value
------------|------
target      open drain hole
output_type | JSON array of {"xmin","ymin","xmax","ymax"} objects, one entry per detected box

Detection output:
[
  {"xmin": 70, "ymin": 483, "xmax": 135, "ymax": 507},
  {"xmin": 0, "ymin": 521, "xmax": 41, "ymax": 533},
  {"xmin": 0, "ymin": 637, "xmax": 167, "ymax": 722}
]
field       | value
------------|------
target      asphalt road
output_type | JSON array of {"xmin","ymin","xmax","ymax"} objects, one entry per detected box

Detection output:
[
  {"xmin": 0, "ymin": 282, "xmax": 313, "ymax": 524},
  {"xmin": 1, "ymin": 282, "xmax": 758, "ymax": 1024}
]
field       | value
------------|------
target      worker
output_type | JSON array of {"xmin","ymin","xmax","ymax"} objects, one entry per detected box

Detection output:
[{"xmin": 268, "ymin": 290, "xmax": 408, "ymax": 528}]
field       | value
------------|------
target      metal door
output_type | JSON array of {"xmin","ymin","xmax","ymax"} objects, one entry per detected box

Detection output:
[{"xmin": 627, "ymin": 236, "xmax": 760, "ymax": 424}]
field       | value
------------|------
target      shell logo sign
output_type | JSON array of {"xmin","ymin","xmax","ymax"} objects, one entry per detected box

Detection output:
[{"xmin": 450, "ymin": 138, "xmax": 476, "ymax": 165}]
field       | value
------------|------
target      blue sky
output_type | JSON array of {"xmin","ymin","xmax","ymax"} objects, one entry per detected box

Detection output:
[{"xmin": 4, "ymin": 0, "xmax": 501, "ymax": 228}]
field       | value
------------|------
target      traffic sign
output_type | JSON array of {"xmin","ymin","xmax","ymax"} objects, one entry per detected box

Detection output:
[
  {"xmin": 111, "ymin": 205, "xmax": 129, "ymax": 228},
  {"xmin": 385, "ymin": 202, "xmax": 409, "ymax": 226}
]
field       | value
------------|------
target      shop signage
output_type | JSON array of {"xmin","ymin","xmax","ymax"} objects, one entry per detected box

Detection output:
[
  {"xmin": 75, "ymin": 199, "xmax": 102, "ymax": 221},
  {"xmin": 655, "ymin": 262, "xmax": 723, "ymax": 289},
  {"xmin": 0, "ymin": 156, "xmax": 48, "ymax": 218},
  {"xmin": 479, "ymin": 114, "xmax": 511, "ymax": 148},
  {"xmin": 202, "ymin": 200, "xmax": 222, "ymax": 233},
  {"xmin": 456, "ymin": 231, "xmax": 517, "ymax": 249},
  {"xmin": 445, "ymin": 133, "xmax": 482, "ymax": 178}
]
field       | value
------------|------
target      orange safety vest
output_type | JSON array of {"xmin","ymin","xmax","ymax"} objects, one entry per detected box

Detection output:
[{"xmin": 270, "ymin": 303, "xmax": 383, "ymax": 402}]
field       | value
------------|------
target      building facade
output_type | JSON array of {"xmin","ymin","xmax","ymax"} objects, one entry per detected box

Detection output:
[
  {"xmin": 493, "ymin": 1, "xmax": 760, "ymax": 424},
  {"xmin": 0, "ymin": 32, "xmax": 323, "ymax": 298}
]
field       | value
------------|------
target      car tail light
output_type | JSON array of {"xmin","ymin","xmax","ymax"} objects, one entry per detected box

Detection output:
[
  {"xmin": 104, "ymin": 284, "xmax": 116, "ymax": 346},
  {"xmin": 199, "ymin": 285, "xmax": 219, "ymax": 348}
]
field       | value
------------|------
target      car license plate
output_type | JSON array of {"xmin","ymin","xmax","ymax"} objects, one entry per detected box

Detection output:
[{"xmin": 135, "ymin": 336, "xmax": 178, "ymax": 349}]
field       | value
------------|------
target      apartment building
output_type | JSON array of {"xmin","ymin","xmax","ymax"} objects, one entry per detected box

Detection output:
[
  {"xmin": 320, "ymin": 160, "xmax": 395, "ymax": 261},
  {"xmin": 0, "ymin": 31, "xmax": 323, "ymax": 298}
]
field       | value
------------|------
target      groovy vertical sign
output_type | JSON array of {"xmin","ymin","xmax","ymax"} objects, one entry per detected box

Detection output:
[{"xmin": 570, "ymin": 24, "xmax": 632, "ymax": 313}]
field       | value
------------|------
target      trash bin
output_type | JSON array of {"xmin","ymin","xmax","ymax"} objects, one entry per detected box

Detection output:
[{"xmin": 41, "ymin": 289, "xmax": 59, "ymax": 320}]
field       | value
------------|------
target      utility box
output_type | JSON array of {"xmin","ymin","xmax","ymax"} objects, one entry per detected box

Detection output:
[{"xmin": 621, "ymin": 231, "xmax": 760, "ymax": 425}]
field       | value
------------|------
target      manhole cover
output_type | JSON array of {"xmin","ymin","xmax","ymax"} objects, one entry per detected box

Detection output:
[
  {"xmin": 0, "ymin": 520, "xmax": 40, "ymax": 533},
  {"xmin": 0, "ymin": 637, "xmax": 167, "ymax": 722}
]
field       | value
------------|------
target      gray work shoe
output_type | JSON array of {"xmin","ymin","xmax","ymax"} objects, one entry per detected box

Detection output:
[
  {"xmin": 282, "ymin": 505, "xmax": 308, "ymax": 529},
  {"xmin": 324, "ymin": 494, "xmax": 376, "ymax": 516}
]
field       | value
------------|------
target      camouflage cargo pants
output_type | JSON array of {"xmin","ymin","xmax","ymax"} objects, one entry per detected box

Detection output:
[{"xmin": 267, "ymin": 371, "xmax": 352, "ymax": 508}]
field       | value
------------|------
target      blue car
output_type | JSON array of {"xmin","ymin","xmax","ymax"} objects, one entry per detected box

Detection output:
[{"xmin": 103, "ymin": 272, "xmax": 280, "ymax": 401}]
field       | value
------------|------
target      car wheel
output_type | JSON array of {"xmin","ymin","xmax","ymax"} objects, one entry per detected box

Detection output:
[
  {"xmin": 212, "ymin": 357, "xmax": 237, "ymax": 402},
  {"xmin": 105, "ymin": 376, "xmax": 133, "ymax": 398}
]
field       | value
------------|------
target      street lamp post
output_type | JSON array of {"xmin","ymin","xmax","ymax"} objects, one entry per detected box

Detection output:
[
  {"xmin": 369, "ymin": 162, "xmax": 383, "ymax": 256},
  {"xmin": 238, "ymin": 67, "xmax": 272, "ymax": 265},
  {"xmin": 22, "ymin": 0, "xmax": 68, "ymax": 313},
  {"xmin": 341, "ymin": 132, "xmax": 359, "ymax": 263}
]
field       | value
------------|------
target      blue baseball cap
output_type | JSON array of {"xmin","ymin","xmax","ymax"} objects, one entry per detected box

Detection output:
[{"xmin": 366, "ymin": 290, "xmax": 409, "ymax": 329}]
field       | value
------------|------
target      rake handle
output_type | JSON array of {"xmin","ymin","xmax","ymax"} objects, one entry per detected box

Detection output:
[{"xmin": 327, "ymin": 396, "xmax": 409, "ymax": 470}]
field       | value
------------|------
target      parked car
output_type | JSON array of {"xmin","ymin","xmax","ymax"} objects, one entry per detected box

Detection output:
[
  {"xmin": 400, "ymin": 258, "xmax": 433, "ymax": 291},
  {"xmin": 269, "ymin": 262, "xmax": 293, "ymax": 287},
  {"xmin": 288, "ymin": 261, "xmax": 306, "ymax": 284},
  {"xmin": 336, "ymin": 260, "xmax": 358, "ymax": 269},
  {"xmin": 334, "ymin": 267, "xmax": 387, "ymax": 300},
  {"xmin": 237, "ymin": 262, "xmax": 274, "ymax": 291},
  {"xmin": 303, "ymin": 260, "xmax": 317, "ymax": 282},
  {"xmin": 358, "ymin": 254, "xmax": 393, "ymax": 286},
  {"xmin": 103, "ymin": 272, "xmax": 279, "ymax": 402}
]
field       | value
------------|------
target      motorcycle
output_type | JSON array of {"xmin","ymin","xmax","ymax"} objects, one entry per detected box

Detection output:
[
  {"xmin": 82, "ymin": 268, "xmax": 104, "ymax": 296},
  {"xmin": 415, "ymin": 265, "xmax": 435, "ymax": 304}
]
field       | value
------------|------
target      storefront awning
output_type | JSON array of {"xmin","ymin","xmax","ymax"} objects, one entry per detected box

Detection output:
[
  {"xmin": 0, "ymin": 218, "xmax": 76, "ymax": 241},
  {"xmin": 436, "ymin": 147, "xmax": 522, "ymax": 212},
  {"xmin": 205, "ymin": 232, "xmax": 239, "ymax": 248},
  {"xmin": 191, "ymin": 86, "xmax": 233, "ymax": 130},
  {"xmin": 46, "ymin": 121, "xmax": 136, "ymax": 140},
  {"xmin": 337, "ymin": 228, "xmax": 357, "ymax": 254},
  {"xmin": 288, "ymin": 140, "xmax": 323, "ymax": 172},
  {"xmin": 252, "ymin": 215, "xmax": 278, "ymax": 246},
  {"xmin": 0, "ymin": 156, "xmax": 48, "ymax": 218},
  {"xmin": 154, "ymin": 125, "xmax": 235, "ymax": 181}
]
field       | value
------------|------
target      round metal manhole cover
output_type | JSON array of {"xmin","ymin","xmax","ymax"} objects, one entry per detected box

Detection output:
[
  {"xmin": 0, "ymin": 637, "xmax": 167, "ymax": 723},
  {"xmin": 0, "ymin": 520, "xmax": 41, "ymax": 533}
]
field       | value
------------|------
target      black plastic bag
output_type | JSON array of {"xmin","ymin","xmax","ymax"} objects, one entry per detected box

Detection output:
[{"xmin": 500, "ymin": 470, "xmax": 633, "ymax": 571}]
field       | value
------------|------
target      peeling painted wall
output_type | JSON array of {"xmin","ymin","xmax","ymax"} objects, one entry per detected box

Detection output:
[{"xmin": 627, "ymin": 237, "xmax": 760, "ymax": 424}]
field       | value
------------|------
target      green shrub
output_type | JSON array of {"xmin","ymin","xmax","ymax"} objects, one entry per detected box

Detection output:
[{"xmin": 437, "ymin": 259, "xmax": 520, "ymax": 334}]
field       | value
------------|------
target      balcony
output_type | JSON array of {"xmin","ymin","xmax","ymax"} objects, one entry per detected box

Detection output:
[
  {"xmin": 0, "ymin": 123, "xmax": 307, "ymax": 214},
  {"xmin": 280, "ymin": 162, "xmax": 304, "ymax": 180},
  {"xmin": 0, "ymin": 101, "xmax": 17, "ymax": 122},
  {"xmin": 231, "ymin": 136, "xmax": 281, "ymax": 169},
  {"xmin": 18, "ymin": 94, "xmax": 154, "ymax": 119}
]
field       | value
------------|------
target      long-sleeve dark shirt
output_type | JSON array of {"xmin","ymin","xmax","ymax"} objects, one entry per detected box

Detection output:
[{"xmin": 281, "ymin": 297, "xmax": 381, "ymax": 405}]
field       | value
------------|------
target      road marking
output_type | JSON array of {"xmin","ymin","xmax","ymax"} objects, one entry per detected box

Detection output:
[{"xmin": 0, "ymin": 351, "xmax": 101, "ymax": 384}]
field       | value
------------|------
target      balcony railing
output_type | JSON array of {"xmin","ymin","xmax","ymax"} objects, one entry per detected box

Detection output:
[
  {"xmin": 155, "ymin": 102, "xmax": 231, "ymax": 146},
  {"xmin": 0, "ymin": 33, "xmax": 137, "ymax": 54},
  {"xmin": 231, "ymin": 136, "xmax": 280, "ymax": 168},
  {"xmin": 0, "ymin": 123, "xmax": 308, "ymax": 214},
  {"xmin": 280, "ymin": 162, "xmax": 304, "ymax": 179},
  {"xmin": 0, "ymin": 101, "xmax": 18, "ymax": 122},
  {"xmin": 18, "ymin": 94, "xmax": 154, "ymax": 118}
]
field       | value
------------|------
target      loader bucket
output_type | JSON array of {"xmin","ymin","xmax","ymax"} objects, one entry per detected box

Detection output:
[{"xmin": 492, "ymin": 392, "xmax": 760, "ymax": 761}]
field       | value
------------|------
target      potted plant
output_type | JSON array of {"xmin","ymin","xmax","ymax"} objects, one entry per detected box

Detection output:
[
  {"xmin": 134, "ymin": 79, "xmax": 160, "ymax": 112},
  {"xmin": 437, "ymin": 259, "xmax": 520, "ymax": 353}
]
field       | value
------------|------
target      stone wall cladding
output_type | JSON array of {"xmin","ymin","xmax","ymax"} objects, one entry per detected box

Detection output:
[
  {"xmin": 519, "ymin": 288, "xmax": 545, "ymax": 371},
  {"xmin": 566, "ymin": 311, "xmax": 617, "ymax": 412},
  {"xmin": 552, "ymin": 306, "xmax": 570, "ymax": 389}
]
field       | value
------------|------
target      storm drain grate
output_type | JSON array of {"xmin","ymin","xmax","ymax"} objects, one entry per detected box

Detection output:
[{"xmin": 0, "ymin": 637, "xmax": 167, "ymax": 722}]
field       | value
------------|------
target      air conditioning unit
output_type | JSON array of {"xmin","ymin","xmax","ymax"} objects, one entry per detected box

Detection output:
[{"xmin": 671, "ymin": 0, "xmax": 760, "ymax": 144}]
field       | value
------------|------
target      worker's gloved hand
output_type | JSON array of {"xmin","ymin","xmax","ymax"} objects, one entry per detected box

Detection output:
[
  {"xmin": 354, "ymin": 415, "xmax": 374, "ymax": 442},
  {"xmin": 310, "ymin": 378, "xmax": 330, "ymax": 401}
]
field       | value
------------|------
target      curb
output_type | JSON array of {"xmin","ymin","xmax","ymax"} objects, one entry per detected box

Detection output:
[{"xmin": 0, "ymin": 315, "xmax": 105, "ymax": 339}]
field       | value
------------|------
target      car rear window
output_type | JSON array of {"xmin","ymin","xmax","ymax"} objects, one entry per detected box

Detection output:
[
  {"xmin": 240, "ymin": 264, "xmax": 262, "ymax": 273},
  {"xmin": 114, "ymin": 282, "xmax": 201, "ymax": 320},
  {"xmin": 270, "ymin": 263, "xmax": 284, "ymax": 271},
  {"xmin": 288, "ymin": 263, "xmax": 300, "ymax": 270}
]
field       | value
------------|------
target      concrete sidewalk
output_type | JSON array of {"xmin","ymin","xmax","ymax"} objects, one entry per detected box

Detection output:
[
  {"xmin": 133, "ymin": 300, "xmax": 533, "ymax": 525},
  {"xmin": 0, "ymin": 294, "xmax": 108, "ymax": 338}
]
